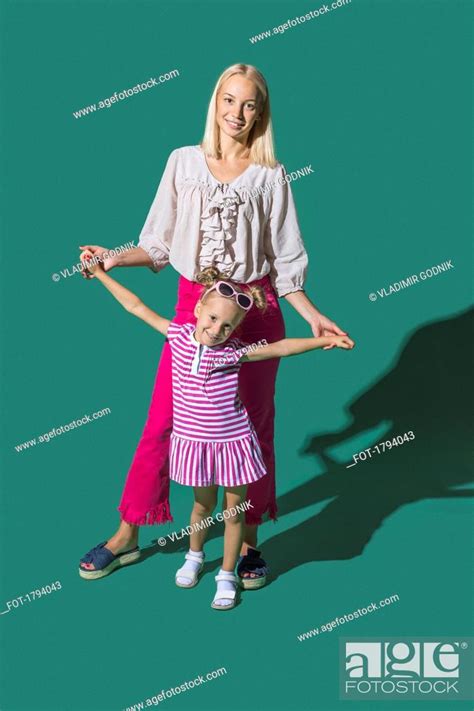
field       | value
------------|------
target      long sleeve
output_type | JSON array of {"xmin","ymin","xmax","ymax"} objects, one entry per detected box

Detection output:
[
  {"xmin": 263, "ymin": 164, "xmax": 309, "ymax": 297},
  {"xmin": 138, "ymin": 149, "xmax": 179, "ymax": 273}
]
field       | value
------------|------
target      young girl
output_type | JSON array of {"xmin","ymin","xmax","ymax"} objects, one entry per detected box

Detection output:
[{"xmin": 80, "ymin": 251, "xmax": 354, "ymax": 610}]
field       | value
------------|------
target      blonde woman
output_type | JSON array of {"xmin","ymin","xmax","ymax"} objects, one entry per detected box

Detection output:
[{"xmin": 79, "ymin": 63, "xmax": 351, "ymax": 587}]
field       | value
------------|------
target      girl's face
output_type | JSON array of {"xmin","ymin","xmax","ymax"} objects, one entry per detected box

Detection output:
[
  {"xmin": 215, "ymin": 75, "xmax": 261, "ymax": 144},
  {"xmin": 194, "ymin": 293, "xmax": 245, "ymax": 347}
]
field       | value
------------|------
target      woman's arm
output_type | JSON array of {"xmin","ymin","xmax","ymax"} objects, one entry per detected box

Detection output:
[
  {"xmin": 263, "ymin": 165, "xmax": 308, "ymax": 299},
  {"xmin": 79, "ymin": 245, "xmax": 154, "ymax": 276},
  {"xmin": 283, "ymin": 290, "xmax": 348, "ymax": 344},
  {"xmin": 262, "ymin": 165, "xmax": 349, "ymax": 348},
  {"xmin": 85, "ymin": 259, "xmax": 170, "ymax": 336}
]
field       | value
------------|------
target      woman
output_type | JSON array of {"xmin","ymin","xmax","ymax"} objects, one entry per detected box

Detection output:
[{"xmin": 78, "ymin": 63, "xmax": 349, "ymax": 587}]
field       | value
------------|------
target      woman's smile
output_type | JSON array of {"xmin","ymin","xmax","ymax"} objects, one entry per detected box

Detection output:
[{"xmin": 225, "ymin": 118, "xmax": 245, "ymax": 130}]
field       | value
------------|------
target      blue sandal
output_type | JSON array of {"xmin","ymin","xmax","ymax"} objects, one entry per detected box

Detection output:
[
  {"xmin": 79, "ymin": 540, "xmax": 141, "ymax": 580},
  {"xmin": 237, "ymin": 547, "xmax": 268, "ymax": 590}
]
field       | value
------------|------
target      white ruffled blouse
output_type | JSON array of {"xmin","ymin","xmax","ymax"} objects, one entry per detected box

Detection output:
[{"xmin": 137, "ymin": 144, "xmax": 308, "ymax": 297}]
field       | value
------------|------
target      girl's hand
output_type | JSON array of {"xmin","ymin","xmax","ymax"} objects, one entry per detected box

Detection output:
[
  {"xmin": 309, "ymin": 312, "xmax": 349, "ymax": 350},
  {"xmin": 322, "ymin": 335, "xmax": 355, "ymax": 350},
  {"xmin": 80, "ymin": 249, "xmax": 103, "ymax": 278},
  {"xmin": 79, "ymin": 244, "xmax": 117, "ymax": 280}
]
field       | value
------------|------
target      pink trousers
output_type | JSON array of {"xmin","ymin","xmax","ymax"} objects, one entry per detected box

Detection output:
[{"xmin": 117, "ymin": 274, "xmax": 286, "ymax": 526}]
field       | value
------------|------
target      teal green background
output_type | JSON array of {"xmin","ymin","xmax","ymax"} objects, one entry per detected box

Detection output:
[{"xmin": 1, "ymin": 0, "xmax": 472, "ymax": 709}]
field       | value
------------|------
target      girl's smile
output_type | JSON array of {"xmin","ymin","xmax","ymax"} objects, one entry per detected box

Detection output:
[{"xmin": 194, "ymin": 326, "xmax": 228, "ymax": 347}]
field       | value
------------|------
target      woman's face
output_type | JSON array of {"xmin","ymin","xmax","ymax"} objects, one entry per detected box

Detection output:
[{"xmin": 215, "ymin": 75, "xmax": 261, "ymax": 144}]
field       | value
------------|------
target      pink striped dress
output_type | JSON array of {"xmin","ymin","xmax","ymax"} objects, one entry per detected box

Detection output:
[{"xmin": 166, "ymin": 319, "xmax": 267, "ymax": 487}]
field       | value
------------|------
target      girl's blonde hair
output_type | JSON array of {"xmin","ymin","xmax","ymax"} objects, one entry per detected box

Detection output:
[
  {"xmin": 195, "ymin": 266, "xmax": 267, "ymax": 313},
  {"xmin": 200, "ymin": 63, "xmax": 277, "ymax": 168}
]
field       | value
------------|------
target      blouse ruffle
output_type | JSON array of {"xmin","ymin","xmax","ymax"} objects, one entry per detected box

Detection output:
[{"xmin": 198, "ymin": 183, "xmax": 245, "ymax": 272}]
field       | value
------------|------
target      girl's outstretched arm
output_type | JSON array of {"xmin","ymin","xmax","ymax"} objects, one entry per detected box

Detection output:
[
  {"xmin": 240, "ymin": 335, "xmax": 355, "ymax": 362},
  {"xmin": 87, "ymin": 261, "xmax": 170, "ymax": 337}
]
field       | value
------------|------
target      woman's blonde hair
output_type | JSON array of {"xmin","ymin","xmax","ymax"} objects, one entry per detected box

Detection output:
[
  {"xmin": 200, "ymin": 63, "xmax": 277, "ymax": 168},
  {"xmin": 195, "ymin": 266, "xmax": 267, "ymax": 313}
]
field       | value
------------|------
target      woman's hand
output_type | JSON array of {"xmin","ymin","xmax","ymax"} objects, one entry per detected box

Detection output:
[
  {"xmin": 309, "ymin": 312, "xmax": 353, "ymax": 350},
  {"xmin": 80, "ymin": 249, "xmax": 103, "ymax": 278},
  {"xmin": 79, "ymin": 244, "xmax": 118, "ymax": 279},
  {"xmin": 283, "ymin": 291, "xmax": 352, "ymax": 350}
]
